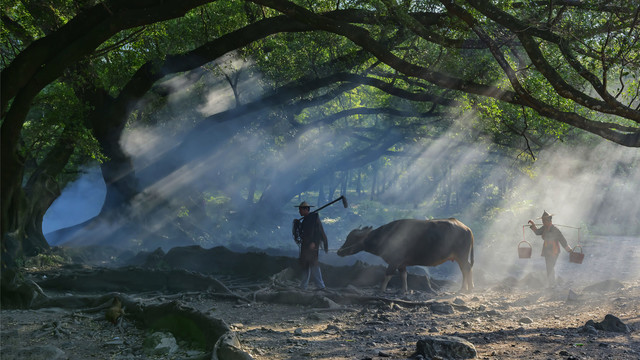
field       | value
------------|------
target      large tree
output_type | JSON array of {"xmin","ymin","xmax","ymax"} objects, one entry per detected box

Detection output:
[
  {"xmin": 250, "ymin": 0, "xmax": 639, "ymax": 146},
  {"xmin": 2, "ymin": 0, "xmax": 639, "ymax": 287}
]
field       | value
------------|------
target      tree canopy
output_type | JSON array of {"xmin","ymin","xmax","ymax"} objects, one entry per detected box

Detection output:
[{"xmin": 2, "ymin": 0, "xmax": 639, "ymax": 278}]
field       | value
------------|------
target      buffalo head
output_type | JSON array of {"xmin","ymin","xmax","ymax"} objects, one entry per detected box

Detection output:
[{"xmin": 337, "ymin": 226, "xmax": 372, "ymax": 256}]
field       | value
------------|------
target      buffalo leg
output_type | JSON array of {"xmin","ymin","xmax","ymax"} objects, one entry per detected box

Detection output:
[
  {"xmin": 381, "ymin": 275, "xmax": 392, "ymax": 292},
  {"xmin": 400, "ymin": 267, "xmax": 408, "ymax": 294},
  {"xmin": 424, "ymin": 274, "xmax": 435, "ymax": 293},
  {"xmin": 456, "ymin": 259, "xmax": 473, "ymax": 292},
  {"xmin": 381, "ymin": 265, "xmax": 397, "ymax": 292}
]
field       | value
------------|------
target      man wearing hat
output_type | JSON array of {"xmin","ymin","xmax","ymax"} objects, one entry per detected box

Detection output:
[
  {"xmin": 294, "ymin": 201, "xmax": 329, "ymax": 290},
  {"xmin": 528, "ymin": 211, "xmax": 572, "ymax": 285}
]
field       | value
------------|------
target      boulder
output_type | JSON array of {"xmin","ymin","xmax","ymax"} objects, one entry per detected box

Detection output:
[
  {"xmin": 584, "ymin": 314, "xmax": 631, "ymax": 333},
  {"xmin": 412, "ymin": 335, "xmax": 477, "ymax": 359},
  {"xmin": 143, "ymin": 331, "xmax": 178, "ymax": 355},
  {"xmin": 583, "ymin": 280, "xmax": 624, "ymax": 293}
]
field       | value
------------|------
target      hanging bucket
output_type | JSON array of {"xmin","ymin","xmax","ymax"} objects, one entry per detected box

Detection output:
[
  {"xmin": 569, "ymin": 245, "xmax": 584, "ymax": 264},
  {"xmin": 518, "ymin": 241, "xmax": 532, "ymax": 258}
]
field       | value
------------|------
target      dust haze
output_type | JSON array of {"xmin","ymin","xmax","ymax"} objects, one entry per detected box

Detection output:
[{"xmin": 43, "ymin": 56, "xmax": 640, "ymax": 288}]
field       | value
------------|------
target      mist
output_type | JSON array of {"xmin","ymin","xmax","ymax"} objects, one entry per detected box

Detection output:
[
  {"xmin": 42, "ymin": 53, "xmax": 640, "ymax": 289},
  {"xmin": 474, "ymin": 141, "xmax": 640, "ymax": 285}
]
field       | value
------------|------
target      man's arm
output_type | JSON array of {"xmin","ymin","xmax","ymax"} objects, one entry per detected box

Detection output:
[
  {"xmin": 528, "ymin": 220, "xmax": 543, "ymax": 235},
  {"xmin": 555, "ymin": 227, "xmax": 572, "ymax": 252},
  {"xmin": 316, "ymin": 215, "xmax": 329, "ymax": 253}
]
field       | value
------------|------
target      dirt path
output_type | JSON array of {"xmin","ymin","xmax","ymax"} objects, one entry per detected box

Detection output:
[{"xmin": 2, "ymin": 275, "xmax": 639, "ymax": 360}]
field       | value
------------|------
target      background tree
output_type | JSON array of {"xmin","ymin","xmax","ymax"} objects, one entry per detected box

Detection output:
[{"xmin": 2, "ymin": 0, "xmax": 639, "ymax": 300}]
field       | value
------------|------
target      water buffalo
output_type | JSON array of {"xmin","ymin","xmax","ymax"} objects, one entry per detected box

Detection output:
[{"xmin": 337, "ymin": 218, "xmax": 474, "ymax": 293}]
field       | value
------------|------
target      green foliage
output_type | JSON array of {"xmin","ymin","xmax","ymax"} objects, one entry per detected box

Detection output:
[
  {"xmin": 22, "ymin": 80, "xmax": 106, "ymax": 184},
  {"xmin": 3, "ymin": 0, "xmax": 638, "ymax": 259},
  {"xmin": 23, "ymin": 253, "xmax": 68, "ymax": 269}
]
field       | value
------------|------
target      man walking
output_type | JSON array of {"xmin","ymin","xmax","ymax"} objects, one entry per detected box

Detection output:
[
  {"xmin": 294, "ymin": 201, "xmax": 328, "ymax": 290},
  {"xmin": 528, "ymin": 210, "xmax": 572, "ymax": 285}
]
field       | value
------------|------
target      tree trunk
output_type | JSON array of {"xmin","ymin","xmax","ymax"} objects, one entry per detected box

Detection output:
[
  {"xmin": 247, "ymin": 170, "xmax": 257, "ymax": 205},
  {"xmin": 22, "ymin": 133, "xmax": 76, "ymax": 254},
  {"xmin": 86, "ymin": 87, "xmax": 140, "ymax": 216},
  {"xmin": 341, "ymin": 170, "xmax": 349, "ymax": 196},
  {"xmin": 317, "ymin": 185, "xmax": 325, "ymax": 207},
  {"xmin": 370, "ymin": 167, "xmax": 377, "ymax": 201}
]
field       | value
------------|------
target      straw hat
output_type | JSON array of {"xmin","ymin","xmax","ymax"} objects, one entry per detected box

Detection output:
[
  {"xmin": 537, "ymin": 210, "xmax": 553, "ymax": 220},
  {"xmin": 294, "ymin": 201, "xmax": 314, "ymax": 208}
]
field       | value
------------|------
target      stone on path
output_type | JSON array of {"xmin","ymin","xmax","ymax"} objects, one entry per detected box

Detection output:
[
  {"xmin": 412, "ymin": 335, "xmax": 477, "ymax": 359},
  {"xmin": 584, "ymin": 314, "xmax": 631, "ymax": 333}
]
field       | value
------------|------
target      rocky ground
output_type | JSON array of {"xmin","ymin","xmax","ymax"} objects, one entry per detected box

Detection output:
[
  {"xmin": 2, "ymin": 235, "xmax": 639, "ymax": 360},
  {"xmin": 1, "ymin": 271, "xmax": 638, "ymax": 360}
]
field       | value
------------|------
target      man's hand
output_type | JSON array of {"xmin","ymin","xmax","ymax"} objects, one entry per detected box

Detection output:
[{"xmin": 310, "ymin": 242, "xmax": 316, "ymax": 250}]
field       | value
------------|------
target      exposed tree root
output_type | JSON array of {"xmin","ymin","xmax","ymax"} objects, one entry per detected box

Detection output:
[{"xmin": 29, "ymin": 291, "xmax": 253, "ymax": 359}]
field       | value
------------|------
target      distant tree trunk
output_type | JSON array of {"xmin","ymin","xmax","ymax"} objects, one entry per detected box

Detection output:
[
  {"xmin": 341, "ymin": 170, "xmax": 349, "ymax": 196},
  {"xmin": 356, "ymin": 170, "xmax": 362, "ymax": 196},
  {"xmin": 378, "ymin": 167, "xmax": 387, "ymax": 196},
  {"xmin": 445, "ymin": 165, "xmax": 452, "ymax": 211},
  {"xmin": 370, "ymin": 167, "xmax": 378, "ymax": 201},
  {"xmin": 317, "ymin": 185, "xmax": 325, "ymax": 207},
  {"xmin": 247, "ymin": 170, "xmax": 257, "ymax": 205},
  {"xmin": 327, "ymin": 176, "xmax": 337, "ymax": 201}
]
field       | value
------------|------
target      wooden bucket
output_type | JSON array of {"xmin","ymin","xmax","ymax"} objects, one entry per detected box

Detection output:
[
  {"xmin": 569, "ymin": 245, "xmax": 584, "ymax": 264},
  {"xmin": 518, "ymin": 240, "xmax": 532, "ymax": 259}
]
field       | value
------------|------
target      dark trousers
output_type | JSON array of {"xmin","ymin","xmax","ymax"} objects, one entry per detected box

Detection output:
[{"xmin": 545, "ymin": 255, "xmax": 558, "ymax": 284}]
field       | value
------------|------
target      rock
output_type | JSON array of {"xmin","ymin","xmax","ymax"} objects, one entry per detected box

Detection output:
[
  {"xmin": 520, "ymin": 273, "xmax": 545, "ymax": 288},
  {"xmin": 1, "ymin": 345, "xmax": 67, "ymax": 360},
  {"xmin": 412, "ymin": 335, "xmax": 477, "ymax": 359},
  {"xmin": 310, "ymin": 296, "xmax": 341, "ymax": 309},
  {"xmin": 579, "ymin": 324, "xmax": 598, "ymax": 335},
  {"xmin": 143, "ymin": 331, "xmax": 178, "ymax": 355},
  {"xmin": 453, "ymin": 298, "xmax": 466, "ymax": 305},
  {"xmin": 345, "ymin": 284, "xmax": 364, "ymax": 294},
  {"xmin": 430, "ymin": 302, "xmax": 455, "ymax": 315},
  {"xmin": 323, "ymin": 325, "xmax": 341, "ymax": 334},
  {"xmin": 511, "ymin": 294, "xmax": 540, "ymax": 306},
  {"xmin": 584, "ymin": 314, "xmax": 631, "ymax": 333},
  {"xmin": 583, "ymin": 280, "xmax": 624, "ymax": 293},
  {"xmin": 105, "ymin": 337, "xmax": 125, "ymax": 346},
  {"xmin": 567, "ymin": 289, "xmax": 582, "ymax": 302},
  {"xmin": 213, "ymin": 331, "xmax": 254, "ymax": 360},
  {"xmin": 518, "ymin": 317, "xmax": 533, "ymax": 324}
]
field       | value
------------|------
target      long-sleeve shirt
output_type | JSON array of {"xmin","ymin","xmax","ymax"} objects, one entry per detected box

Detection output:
[
  {"xmin": 298, "ymin": 212, "xmax": 328, "ymax": 266},
  {"xmin": 531, "ymin": 224, "xmax": 570, "ymax": 258}
]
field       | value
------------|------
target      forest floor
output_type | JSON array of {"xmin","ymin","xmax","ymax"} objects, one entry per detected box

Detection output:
[
  {"xmin": 2, "ymin": 235, "xmax": 640, "ymax": 359},
  {"xmin": 1, "ymin": 271, "xmax": 639, "ymax": 360}
]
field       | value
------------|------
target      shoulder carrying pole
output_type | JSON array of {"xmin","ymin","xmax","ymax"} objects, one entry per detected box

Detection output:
[
  {"xmin": 297, "ymin": 195, "xmax": 348, "ymax": 220},
  {"xmin": 293, "ymin": 196, "xmax": 348, "ymax": 244},
  {"xmin": 312, "ymin": 195, "xmax": 348, "ymax": 214}
]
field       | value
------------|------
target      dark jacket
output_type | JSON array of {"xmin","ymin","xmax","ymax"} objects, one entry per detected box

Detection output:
[
  {"xmin": 298, "ymin": 212, "xmax": 328, "ymax": 267},
  {"xmin": 531, "ymin": 224, "xmax": 569, "ymax": 258}
]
